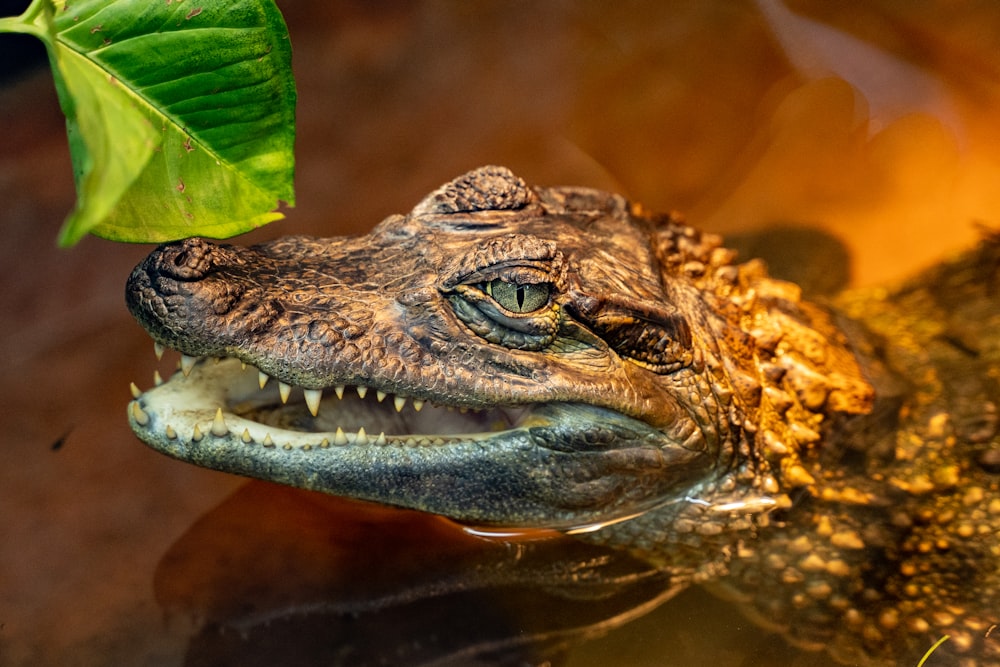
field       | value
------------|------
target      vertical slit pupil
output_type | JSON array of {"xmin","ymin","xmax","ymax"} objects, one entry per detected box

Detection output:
[{"xmin": 481, "ymin": 278, "xmax": 551, "ymax": 313}]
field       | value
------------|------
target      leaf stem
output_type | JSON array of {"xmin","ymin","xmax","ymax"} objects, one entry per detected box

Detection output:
[
  {"xmin": 916, "ymin": 635, "xmax": 949, "ymax": 667},
  {"xmin": 0, "ymin": 0, "xmax": 50, "ymax": 40}
]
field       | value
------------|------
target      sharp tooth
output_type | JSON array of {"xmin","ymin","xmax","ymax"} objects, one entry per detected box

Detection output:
[
  {"xmin": 413, "ymin": 399, "xmax": 424, "ymax": 412},
  {"xmin": 153, "ymin": 370, "xmax": 164, "ymax": 386},
  {"xmin": 258, "ymin": 371, "xmax": 270, "ymax": 389},
  {"xmin": 334, "ymin": 385, "xmax": 345, "ymax": 400},
  {"xmin": 192, "ymin": 424, "xmax": 203, "ymax": 442},
  {"xmin": 333, "ymin": 427, "xmax": 348, "ymax": 446},
  {"xmin": 154, "ymin": 342, "xmax": 165, "ymax": 360},
  {"xmin": 130, "ymin": 401, "xmax": 149, "ymax": 426},
  {"xmin": 180, "ymin": 354, "xmax": 197, "ymax": 376},
  {"xmin": 241, "ymin": 361, "xmax": 247, "ymax": 370},
  {"xmin": 304, "ymin": 389, "xmax": 322, "ymax": 416},
  {"xmin": 130, "ymin": 382, "xmax": 142, "ymax": 399},
  {"xmin": 165, "ymin": 424, "xmax": 177, "ymax": 440},
  {"xmin": 262, "ymin": 433, "xmax": 274, "ymax": 447},
  {"xmin": 278, "ymin": 382, "xmax": 291, "ymax": 404},
  {"xmin": 376, "ymin": 390, "xmax": 387, "ymax": 403},
  {"xmin": 356, "ymin": 386, "xmax": 368, "ymax": 399},
  {"xmin": 241, "ymin": 428, "xmax": 253, "ymax": 443},
  {"xmin": 211, "ymin": 408, "xmax": 228, "ymax": 437},
  {"xmin": 394, "ymin": 395, "xmax": 407, "ymax": 412},
  {"xmin": 356, "ymin": 427, "xmax": 368, "ymax": 444},
  {"xmin": 319, "ymin": 438, "xmax": 330, "ymax": 448},
  {"xmin": 375, "ymin": 432, "xmax": 387, "ymax": 446}
]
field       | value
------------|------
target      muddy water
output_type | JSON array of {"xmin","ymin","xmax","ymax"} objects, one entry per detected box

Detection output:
[{"xmin": 2, "ymin": 2, "xmax": 999, "ymax": 665}]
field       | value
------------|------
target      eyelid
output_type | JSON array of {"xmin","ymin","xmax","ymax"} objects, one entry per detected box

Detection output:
[
  {"xmin": 458, "ymin": 262, "xmax": 553, "ymax": 287},
  {"xmin": 438, "ymin": 234, "xmax": 562, "ymax": 289}
]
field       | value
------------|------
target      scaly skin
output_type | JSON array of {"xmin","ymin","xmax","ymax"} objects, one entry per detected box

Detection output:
[{"xmin": 125, "ymin": 166, "xmax": 1000, "ymax": 665}]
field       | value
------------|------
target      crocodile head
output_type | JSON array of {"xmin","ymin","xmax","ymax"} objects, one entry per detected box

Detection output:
[{"xmin": 126, "ymin": 166, "xmax": 872, "ymax": 558}]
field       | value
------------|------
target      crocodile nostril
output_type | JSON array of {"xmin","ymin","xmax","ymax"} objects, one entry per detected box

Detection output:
[
  {"xmin": 158, "ymin": 238, "xmax": 216, "ymax": 281},
  {"xmin": 171, "ymin": 250, "xmax": 190, "ymax": 268}
]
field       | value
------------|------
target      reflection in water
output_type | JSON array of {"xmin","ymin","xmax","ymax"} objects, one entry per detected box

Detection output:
[{"xmin": 156, "ymin": 482, "xmax": 679, "ymax": 667}]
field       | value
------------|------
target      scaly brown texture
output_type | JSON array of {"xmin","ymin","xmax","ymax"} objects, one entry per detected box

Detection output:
[{"xmin": 126, "ymin": 166, "xmax": 999, "ymax": 665}]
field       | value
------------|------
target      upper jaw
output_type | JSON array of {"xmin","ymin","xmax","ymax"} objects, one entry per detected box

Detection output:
[{"xmin": 129, "ymin": 347, "xmax": 541, "ymax": 452}]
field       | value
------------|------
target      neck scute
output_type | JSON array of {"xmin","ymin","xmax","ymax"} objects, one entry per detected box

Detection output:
[
  {"xmin": 576, "ymin": 217, "xmax": 875, "ymax": 573},
  {"xmin": 650, "ymin": 216, "xmax": 875, "ymax": 492}
]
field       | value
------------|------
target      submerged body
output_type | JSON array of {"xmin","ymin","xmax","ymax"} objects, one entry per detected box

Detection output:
[{"xmin": 126, "ymin": 167, "xmax": 1000, "ymax": 665}]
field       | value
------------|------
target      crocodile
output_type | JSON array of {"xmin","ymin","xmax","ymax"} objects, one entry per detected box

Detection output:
[{"xmin": 125, "ymin": 166, "xmax": 1000, "ymax": 666}]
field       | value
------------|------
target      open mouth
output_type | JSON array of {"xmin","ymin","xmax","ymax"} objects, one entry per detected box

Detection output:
[
  {"xmin": 128, "ymin": 344, "xmax": 536, "ymax": 451},
  {"xmin": 125, "ymin": 341, "xmax": 718, "ymax": 533}
]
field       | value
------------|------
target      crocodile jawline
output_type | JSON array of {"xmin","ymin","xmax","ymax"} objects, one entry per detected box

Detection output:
[
  {"xmin": 131, "ymin": 353, "xmax": 538, "ymax": 450},
  {"xmin": 127, "ymin": 344, "xmax": 707, "ymax": 534}
]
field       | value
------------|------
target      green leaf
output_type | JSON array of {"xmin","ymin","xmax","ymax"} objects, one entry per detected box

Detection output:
[{"xmin": 2, "ymin": 0, "xmax": 295, "ymax": 246}]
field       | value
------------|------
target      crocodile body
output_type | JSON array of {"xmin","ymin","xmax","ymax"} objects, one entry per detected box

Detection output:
[{"xmin": 125, "ymin": 166, "xmax": 1000, "ymax": 665}]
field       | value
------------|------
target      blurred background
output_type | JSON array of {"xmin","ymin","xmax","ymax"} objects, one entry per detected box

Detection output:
[{"xmin": 2, "ymin": 1, "xmax": 999, "ymax": 665}]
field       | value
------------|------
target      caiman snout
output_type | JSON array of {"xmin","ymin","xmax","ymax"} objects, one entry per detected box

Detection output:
[
  {"xmin": 126, "ymin": 238, "xmax": 275, "ymax": 355},
  {"xmin": 155, "ymin": 237, "xmax": 220, "ymax": 282}
]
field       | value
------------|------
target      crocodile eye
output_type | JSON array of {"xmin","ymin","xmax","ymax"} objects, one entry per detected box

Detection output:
[
  {"xmin": 485, "ymin": 279, "xmax": 551, "ymax": 313},
  {"xmin": 446, "ymin": 277, "xmax": 558, "ymax": 351}
]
